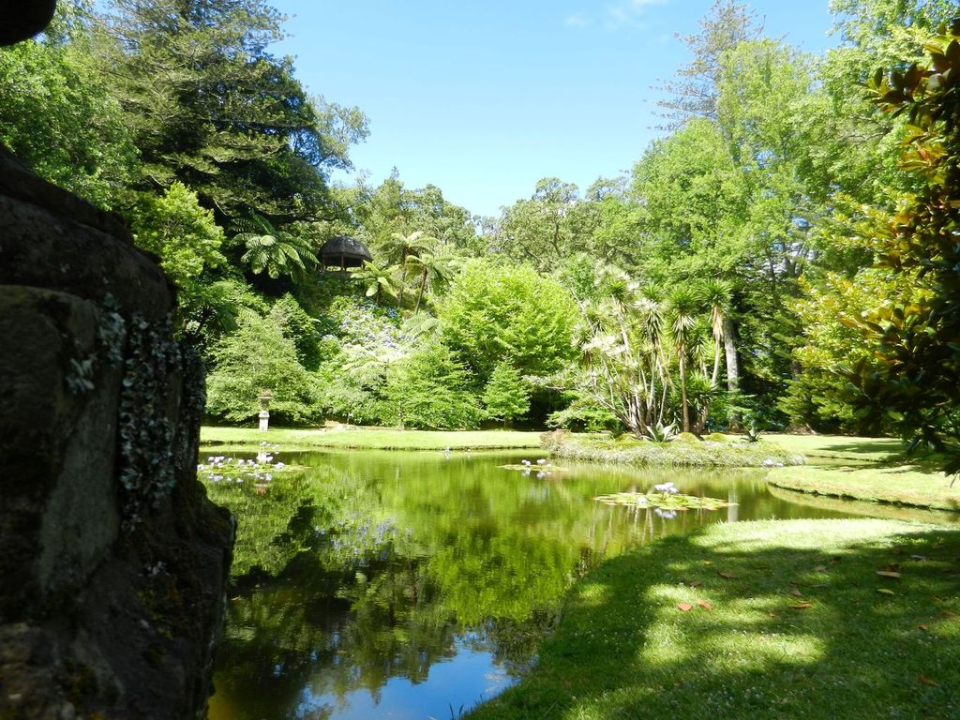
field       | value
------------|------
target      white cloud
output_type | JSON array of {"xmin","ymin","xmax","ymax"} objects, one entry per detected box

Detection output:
[
  {"xmin": 565, "ymin": 13, "xmax": 591, "ymax": 28},
  {"xmin": 604, "ymin": 0, "xmax": 670, "ymax": 30}
]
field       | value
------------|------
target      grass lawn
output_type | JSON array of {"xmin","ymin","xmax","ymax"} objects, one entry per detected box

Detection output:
[
  {"xmin": 767, "ymin": 485, "xmax": 960, "ymax": 525},
  {"xmin": 468, "ymin": 519, "xmax": 960, "ymax": 720},
  {"xmin": 767, "ymin": 465, "xmax": 960, "ymax": 512},
  {"xmin": 200, "ymin": 426, "xmax": 544, "ymax": 451},
  {"xmin": 760, "ymin": 433, "xmax": 903, "ymax": 463}
]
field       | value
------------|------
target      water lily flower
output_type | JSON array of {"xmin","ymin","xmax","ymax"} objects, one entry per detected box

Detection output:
[{"xmin": 654, "ymin": 482, "xmax": 678, "ymax": 494}]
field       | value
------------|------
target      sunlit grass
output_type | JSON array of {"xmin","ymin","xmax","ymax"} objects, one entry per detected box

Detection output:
[
  {"xmin": 760, "ymin": 433, "xmax": 903, "ymax": 463},
  {"xmin": 768, "ymin": 465, "xmax": 960, "ymax": 512},
  {"xmin": 468, "ymin": 519, "xmax": 960, "ymax": 720},
  {"xmin": 200, "ymin": 426, "xmax": 543, "ymax": 451}
]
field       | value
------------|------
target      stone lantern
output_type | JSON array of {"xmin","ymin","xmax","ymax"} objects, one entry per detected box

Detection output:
[{"xmin": 258, "ymin": 389, "xmax": 272, "ymax": 431}]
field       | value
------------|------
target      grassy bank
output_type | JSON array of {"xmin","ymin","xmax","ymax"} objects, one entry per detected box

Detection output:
[
  {"xmin": 768, "ymin": 464, "xmax": 960, "ymax": 512},
  {"xmin": 200, "ymin": 426, "xmax": 543, "ymax": 452},
  {"xmin": 545, "ymin": 432, "xmax": 804, "ymax": 468},
  {"xmin": 767, "ymin": 485, "xmax": 960, "ymax": 525},
  {"xmin": 761, "ymin": 434, "xmax": 903, "ymax": 463},
  {"xmin": 469, "ymin": 519, "xmax": 960, "ymax": 720}
]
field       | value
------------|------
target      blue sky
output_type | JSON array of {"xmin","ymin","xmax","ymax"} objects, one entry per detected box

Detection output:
[{"xmin": 271, "ymin": 1, "xmax": 838, "ymax": 218}]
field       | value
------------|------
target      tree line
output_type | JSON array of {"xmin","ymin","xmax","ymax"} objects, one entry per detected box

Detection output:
[{"xmin": 2, "ymin": 0, "xmax": 959, "ymax": 472}]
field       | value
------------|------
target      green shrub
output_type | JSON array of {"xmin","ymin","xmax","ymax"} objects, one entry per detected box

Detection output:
[
  {"xmin": 483, "ymin": 361, "xmax": 530, "ymax": 425},
  {"xmin": 384, "ymin": 342, "xmax": 483, "ymax": 429},
  {"xmin": 206, "ymin": 309, "xmax": 319, "ymax": 424}
]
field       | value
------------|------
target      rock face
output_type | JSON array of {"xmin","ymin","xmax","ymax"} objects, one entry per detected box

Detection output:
[{"xmin": 0, "ymin": 145, "xmax": 234, "ymax": 718}]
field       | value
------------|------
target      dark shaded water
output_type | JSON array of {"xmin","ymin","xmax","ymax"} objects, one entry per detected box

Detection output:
[{"xmin": 203, "ymin": 450, "xmax": 951, "ymax": 720}]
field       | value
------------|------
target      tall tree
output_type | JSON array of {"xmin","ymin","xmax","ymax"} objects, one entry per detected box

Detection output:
[
  {"xmin": 130, "ymin": 181, "xmax": 226, "ymax": 329},
  {"xmin": 101, "ymin": 0, "xmax": 367, "ymax": 222},
  {"xmin": 0, "ymin": 1, "xmax": 137, "ymax": 208},
  {"xmin": 844, "ymin": 22, "xmax": 960, "ymax": 477},
  {"xmin": 656, "ymin": 0, "xmax": 763, "ymax": 128},
  {"xmin": 492, "ymin": 178, "xmax": 600, "ymax": 272},
  {"xmin": 358, "ymin": 172, "xmax": 479, "ymax": 257}
]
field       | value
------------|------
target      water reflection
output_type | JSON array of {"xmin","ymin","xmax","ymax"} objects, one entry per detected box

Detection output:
[{"xmin": 205, "ymin": 450, "xmax": 895, "ymax": 720}]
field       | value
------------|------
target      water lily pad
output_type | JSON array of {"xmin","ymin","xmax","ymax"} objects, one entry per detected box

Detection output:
[
  {"xmin": 594, "ymin": 491, "xmax": 734, "ymax": 511},
  {"xmin": 500, "ymin": 464, "xmax": 569, "ymax": 472}
]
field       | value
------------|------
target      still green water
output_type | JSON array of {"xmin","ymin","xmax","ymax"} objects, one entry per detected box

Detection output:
[{"xmin": 202, "ymin": 450, "xmax": 945, "ymax": 720}]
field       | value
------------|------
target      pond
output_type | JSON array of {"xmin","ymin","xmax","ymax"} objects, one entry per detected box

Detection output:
[{"xmin": 203, "ymin": 449, "xmax": 952, "ymax": 720}]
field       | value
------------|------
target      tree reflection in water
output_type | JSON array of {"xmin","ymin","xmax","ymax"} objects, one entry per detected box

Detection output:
[{"xmin": 205, "ymin": 451, "xmax": 846, "ymax": 719}]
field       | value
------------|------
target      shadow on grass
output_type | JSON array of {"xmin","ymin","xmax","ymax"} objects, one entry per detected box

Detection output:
[
  {"xmin": 468, "ymin": 520, "xmax": 960, "ymax": 720},
  {"xmin": 821, "ymin": 439, "xmax": 904, "ymax": 456}
]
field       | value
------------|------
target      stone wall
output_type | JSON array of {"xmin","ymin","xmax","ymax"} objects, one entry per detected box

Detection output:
[{"xmin": 0, "ymin": 146, "xmax": 234, "ymax": 718}]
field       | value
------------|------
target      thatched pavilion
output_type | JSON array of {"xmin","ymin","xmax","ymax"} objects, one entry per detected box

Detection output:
[{"xmin": 319, "ymin": 235, "xmax": 373, "ymax": 271}]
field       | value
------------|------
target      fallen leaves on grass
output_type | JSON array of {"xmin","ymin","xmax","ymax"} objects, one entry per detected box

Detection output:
[
  {"xmin": 677, "ymin": 603, "xmax": 693, "ymax": 612},
  {"xmin": 918, "ymin": 675, "xmax": 939, "ymax": 687},
  {"xmin": 697, "ymin": 600, "xmax": 713, "ymax": 611},
  {"xmin": 918, "ymin": 624, "xmax": 929, "ymax": 631},
  {"xmin": 718, "ymin": 571, "xmax": 737, "ymax": 579},
  {"xmin": 877, "ymin": 588, "xmax": 896, "ymax": 596},
  {"xmin": 792, "ymin": 602, "xmax": 812, "ymax": 610},
  {"xmin": 789, "ymin": 588, "xmax": 803, "ymax": 598},
  {"xmin": 876, "ymin": 571, "xmax": 902, "ymax": 580}
]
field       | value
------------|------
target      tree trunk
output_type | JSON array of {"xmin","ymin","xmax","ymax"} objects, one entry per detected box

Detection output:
[
  {"xmin": 414, "ymin": 268, "xmax": 427, "ymax": 314},
  {"xmin": 711, "ymin": 339, "xmax": 722, "ymax": 387},
  {"xmin": 680, "ymin": 357, "xmax": 690, "ymax": 433},
  {"xmin": 397, "ymin": 248, "xmax": 408, "ymax": 307},
  {"xmin": 723, "ymin": 315, "xmax": 740, "ymax": 428},
  {"xmin": 722, "ymin": 316, "xmax": 739, "ymax": 393}
]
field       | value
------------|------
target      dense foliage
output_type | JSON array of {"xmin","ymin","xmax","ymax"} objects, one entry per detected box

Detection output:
[
  {"xmin": 842, "ymin": 22, "xmax": 960, "ymax": 473},
  {"xmin": 3, "ymin": 0, "xmax": 960, "ymax": 471}
]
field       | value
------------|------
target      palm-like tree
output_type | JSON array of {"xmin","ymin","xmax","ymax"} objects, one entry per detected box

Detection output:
[
  {"xmin": 384, "ymin": 230, "xmax": 437, "ymax": 307},
  {"xmin": 350, "ymin": 260, "xmax": 399, "ymax": 305},
  {"xmin": 668, "ymin": 286, "xmax": 700, "ymax": 433},
  {"xmin": 232, "ymin": 215, "xmax": 317, "ymax": 280},
  {"xmin": 702, "ymin": 279, "xmax": 731, "ymax": 388},
  {"xmin": 577, "ymin": 271, "xmax": 671, "ymax": 437},
  {"xmin": 405, "ymin": 250, "xmax": 458, "ymax": 313}
]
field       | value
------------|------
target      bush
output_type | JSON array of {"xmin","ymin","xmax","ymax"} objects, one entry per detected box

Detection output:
[
  {"xmin": 206, "ymin": 309, "xmax": 319, "ymax": 424},
  {"xmin": 483, "ymin": 361, "xmax": 530, "ymax": 425},
  {"xmin": 439, "ymin": 260, "xmax": 579, "ymax": 383},
  {"xmin": 547, "ymin": 395, "xmax": 621, "ymax": 433},
  {"xmin": 384, "ymin": 342, "xmax": 483, "ymax": 429},
  {"xmin": 271, "ymin": 294, "xmax": 322, "ymax": 370}
]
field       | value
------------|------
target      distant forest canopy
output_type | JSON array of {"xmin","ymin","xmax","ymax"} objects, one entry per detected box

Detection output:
[{"xmin": 3, "ymin": 1, "xmax": 960, "ymax": 464}]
